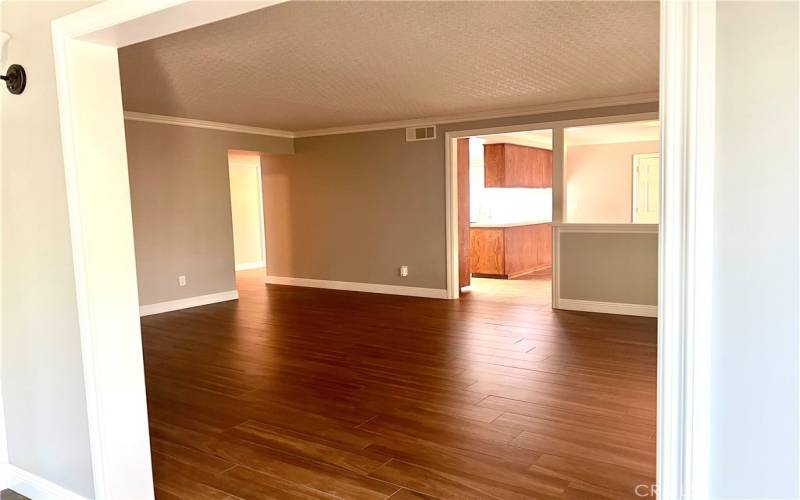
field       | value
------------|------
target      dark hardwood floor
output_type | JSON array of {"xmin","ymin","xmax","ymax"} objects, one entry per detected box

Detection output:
[{"xmin": 141, "ymin": 269, "xmax": 656, "ymax": 499}]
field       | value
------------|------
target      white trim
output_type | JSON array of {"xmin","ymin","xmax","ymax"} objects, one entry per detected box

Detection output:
[
  {"xmin": 555, "ymin": 299, "xmax": 657, "ymax": 318},
  {"xmin": 445, "ymin": 112, "xmax": 659, "ymax": 144},
  {"xmin": 266, "ymin": 276, "xmax": 448, "ymax": 299},
  {"xmin": 632, "ymin": 153, "xmax": 661, "ymax": 224},
  {"xmin": 444, "ymin": 135, "xmax": 459, "ymax": 299},
  {"xmin": 0, "ymin": 464, "xmax": 89, "ymax": 500},
  {"xmin": 120, "ymin": 93, "xmax": 657, "ymax": 140},
  {"xmin": 139, "ymin": 290, "xmax": 239, "ymax": 317},
  {"xmin": 51, "ymin": 3, "xmax": 282, "ymax": 498},
  {"xmin": 79, "ymin": 1, "xmax": 284, "ymax": 48},
  {"xmin": 658, "ymin": 1, "xmax": 715, "ymax": 499},
  {"xmin": 235, "ymin": 261, "xmax": 265, "ymax": 272},
  {"xmin": 124, "ymin": 111, "xmax": 294, "ymax": 138},
  {"xmin": 480, "ymin": 133, "xmax": 552, "ymax": 150},
  {"xmin": 293, "ymin": 92, "xmax": 658, "ymax": 138}
]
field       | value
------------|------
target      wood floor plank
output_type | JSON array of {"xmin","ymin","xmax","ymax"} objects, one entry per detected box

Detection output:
[
  {"xmin": 386, "ymin": 489, "xmax": 439, "ymax": 500},
  {"xmin": 141, "ymin": 269, "xmax": 656, "ymax": 499},
  {"xmin": 364, "ymin": 433, "xmax": 569, "ymax": 498},
  {"xmin": 530, "ymin": 454, "xmax": 654, "ymax": 498},
  {"xmin": 368, "ymin": 459, "xmax": 503, "ymax": 500},
  {"xmin": 224, "ymin": 420, "xmax": 390, "ymax": 475},
  {"xmin": 204, "ymin": 434, "xmax": 399, "ymax": 499}
]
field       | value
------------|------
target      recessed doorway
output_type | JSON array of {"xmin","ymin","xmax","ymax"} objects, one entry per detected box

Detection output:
[
  {"xmin": 456, "ymin": 129, "xmax": 555, "ymax": 306},
  {"xmin": 227, "ymin": 151, "xmax": 267, "ymax": 275}
]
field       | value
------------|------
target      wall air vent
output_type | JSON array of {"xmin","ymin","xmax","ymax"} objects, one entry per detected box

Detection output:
[{"xmin": 406, "ymin": 125, "xmax": 437, "ymax": 142}]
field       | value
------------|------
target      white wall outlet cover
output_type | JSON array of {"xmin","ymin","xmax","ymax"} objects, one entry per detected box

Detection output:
[
  {"xmin": 399, "ymin": 266, "xmax": 409, "ymax": 277},
  {"xmin": 178, "ymin": 275, "xmax": 187, "ymax": 286}
]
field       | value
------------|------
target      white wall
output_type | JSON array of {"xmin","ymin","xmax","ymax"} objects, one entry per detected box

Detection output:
[
  {"xmin": 0, "ymin": 1, "xmax": 96, "ymax": 498},
  {"xmin": 711, "ymin": 2, "xmax": 799, "ymax": 498},
  {"xmin": 228, "ymin": 153, "xmax": 265, "ymax": 269}
]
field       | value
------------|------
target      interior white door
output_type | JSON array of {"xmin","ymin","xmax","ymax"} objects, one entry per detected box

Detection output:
[{"xmin": 633, "ymin": 154, "xmax": 660, "ymax": 223}]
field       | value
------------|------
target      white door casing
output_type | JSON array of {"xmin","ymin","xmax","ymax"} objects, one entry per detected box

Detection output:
[{"xmin": 633, "ymin": 153, "xmax": 660, "ymax": 223}]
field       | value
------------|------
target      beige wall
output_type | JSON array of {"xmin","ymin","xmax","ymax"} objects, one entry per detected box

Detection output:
[
  {"xmin": 228, "ymin": 154, "xmax": 265, "ymax": 268},
  {"xmin": 0, "ymin": 2, "xmax": 96, "ymax": 497},
  {"xmin": 565, "ymin": 140, "xmax": 659, "ymax": 223},
  {"xmin": 125, "ymin": 121, "xmax": 292, "ymax": 305},
  {"xmin": 558, "ymin": 232, "xmax": 658, "ymax": 305}
]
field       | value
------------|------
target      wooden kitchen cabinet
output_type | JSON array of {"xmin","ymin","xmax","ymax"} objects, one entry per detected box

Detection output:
[
  {"xmin": 483, "ymin": 143, "xmax": 553, "ymax": 188},
  {"xmin": 470, "ymin": 223, "xmax": 552, "ymax": 279}
]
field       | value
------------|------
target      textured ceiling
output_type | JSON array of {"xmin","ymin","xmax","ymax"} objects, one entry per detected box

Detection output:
[{"xmin": 119, "ymin": 1, "xmax": 659, "ymax": 132}]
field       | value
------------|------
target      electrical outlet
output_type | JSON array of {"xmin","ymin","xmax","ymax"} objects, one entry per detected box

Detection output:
[
  {"xmin": 399, "ymin": 266, "xmax": 409, "ymax": 277},
  {"xmin": 178, "ymin": 275, "xmax": 187, "ymax": 287}
]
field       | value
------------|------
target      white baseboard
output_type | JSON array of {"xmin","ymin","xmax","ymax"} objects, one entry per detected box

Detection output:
[
  {"xmin": 139, "ymin": 290, "xmax": 239, "ymax": 316},
  {"xmin": 556, "ymin": 298, "xmax": 658, "ymax": 317},
  {"xmin": 234, "ymin": 261, "xmax": 265, "ymax": 271},
  {"xmin": 0, "ymin": 464, "xmax": 88, "ymax": 500},
  {"xmin": 265, "ymin": 275, "xmax": 448, "ymax": 299}
]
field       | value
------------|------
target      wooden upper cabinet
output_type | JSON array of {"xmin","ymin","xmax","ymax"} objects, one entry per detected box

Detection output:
[{"xmin": 483, "ymin": 143, "xmax": 553, "ymax": 188}]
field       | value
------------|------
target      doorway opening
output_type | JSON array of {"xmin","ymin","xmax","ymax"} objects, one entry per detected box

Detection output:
[
  {"xmin": 227, "ymin": 150, "xmax": 267, "ymax": 280},
  {"xmin": 456, "ymin": 129, "xmax": 554, "ymax": 307},
  {"xmin": 49, "ymin": 2, "xmax": 714, "ymax": 497}
]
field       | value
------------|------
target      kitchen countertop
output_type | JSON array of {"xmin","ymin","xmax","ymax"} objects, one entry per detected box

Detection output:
[{"xmin": 470, "ymin": 220, "xmax": 551, "ymax": 228}]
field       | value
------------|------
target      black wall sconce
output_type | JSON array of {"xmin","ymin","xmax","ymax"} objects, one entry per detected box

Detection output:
[{"xmin": 1, "ymin": 64, "xmax": 26, "ymax": 95}]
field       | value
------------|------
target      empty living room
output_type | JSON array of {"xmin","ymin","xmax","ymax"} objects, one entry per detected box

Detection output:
[{"xmin": 1, "ymin": 1, "xmax": 798, "ymax": 500}]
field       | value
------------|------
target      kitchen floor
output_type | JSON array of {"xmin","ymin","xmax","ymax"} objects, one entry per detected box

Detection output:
[
  {"xmin": 465, "ymin": 268, "xmax": 552, "ymax": 307},
  {"xmin": 141, "ymin": 268, "xmax": 656, "ymax": 499}
]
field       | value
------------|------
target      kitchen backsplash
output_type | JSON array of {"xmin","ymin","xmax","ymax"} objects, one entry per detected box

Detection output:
[{"xmin": 470, "ymin": 187, "xmax": 552, "ymax": 223}]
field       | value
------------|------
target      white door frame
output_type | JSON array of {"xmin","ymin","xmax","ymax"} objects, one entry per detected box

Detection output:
[
  {"xmin": 50, "ymin": 2, "xmax": 286, "ymax": 498},
  {"xmin": 49, "ymin": 0, "xmax": 714, "ymax": 498},
  {"xmin": 632, "ymin": 152, "xmax": 661, "ymax": 223},
  {"xmin": 657, "ymin": 1, "xmax": 715, "ymax": 498}
]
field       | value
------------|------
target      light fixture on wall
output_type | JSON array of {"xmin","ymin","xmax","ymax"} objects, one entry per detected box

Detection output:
[
  {"xmin": 0, "ymin": 32, "xmax": 26, "ymax": 95},
  {"xmin": 1, "ymin": 64, "xmax": 26, "ymax": 95}
]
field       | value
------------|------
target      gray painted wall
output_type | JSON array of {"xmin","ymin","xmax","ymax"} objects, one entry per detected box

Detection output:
[
  {"xmin": 124, "ymin": 120, "xmax": 293, "ymax": 306},
  {"xmin": 711, "ymin": 2, "xmax": 799, "ymax": 497},
  {"xmin": 0, "ymin": 2, "xmax": 96, "ymax": 497},
  {"xmin": 261, "ymin": 103, "xmax": 658, "ymax": 291},
  {"xmin": 262, "ymin": 128, "xmax": 445, "ymax": 289},
  {"xmin": 124, "ymin": 103, "xmax": 658, "ymax": 296},
  {"xmin": 559, "ymin": 232, "xmax": 658, "ymax": 305}
]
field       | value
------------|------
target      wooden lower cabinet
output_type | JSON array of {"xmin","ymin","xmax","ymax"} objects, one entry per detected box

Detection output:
[{"xmin": 470, "ymin": 223, "xmax": 551, "ymax": 278}]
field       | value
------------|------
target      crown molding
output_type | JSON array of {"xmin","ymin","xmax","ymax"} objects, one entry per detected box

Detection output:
[
  {"xmin": 122, "ymin": 111, "xmax": 295, "ymax": 138},
  {"xmin": 123, "ymin": 92, "xmax": 658, "ymax": 140},
  {"xmin": 292, "ymin": 92, "xmax": 659, "ymax": 138}
]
